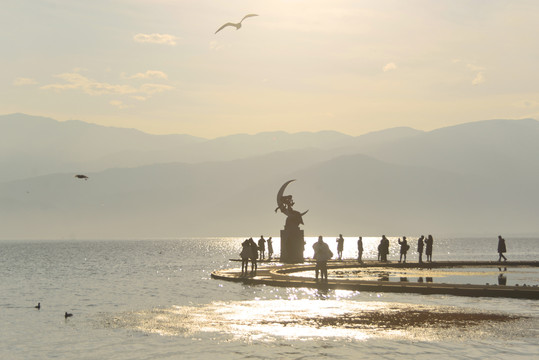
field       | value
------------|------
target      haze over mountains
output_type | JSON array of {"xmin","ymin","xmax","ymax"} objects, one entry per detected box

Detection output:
[{"xmin": 1, "ymin": 113, "xmax": 538, "ymax": 239}]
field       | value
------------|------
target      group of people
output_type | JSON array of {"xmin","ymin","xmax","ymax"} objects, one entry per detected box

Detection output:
[
  {"xmin": 313, "ymin": 234, "xmax": 508, "ymax": 282},
  {"xmin": 239, "ymin": 236, "xmax": 273, "ymax": 275},
  {"xmin": 354, "ymin": 234, "xmax": 434, "ymax": 263},
  {"xmin": 373, "ymin": 235, "xmax": 434, "ymax": 263},
  {"xmin": 242, "ymin": 234, "xmax": 509, "ymax": 276},
  {"xmin": 326, "ymin": 234, "xmax": 435, "ymax": 264},
  {"xmin": 346, "ymin": 234, "xmax": 507, "ymax": 263}
]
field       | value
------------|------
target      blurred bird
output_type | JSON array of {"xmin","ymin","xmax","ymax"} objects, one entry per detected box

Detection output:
[
  {"xmin": 74, "ymin": 174, "xmax": 88, "ymax": 180},
  {"xmin": 215, "ymin": 14, "xmax": 258, "ymax": 34},
  {"xmin": 65, "ymin": 312, "xmax": 73, "ymax": 318},
  {"xmin": 35, "ymin": 302, "xmax": 40, "ymax": 310}
]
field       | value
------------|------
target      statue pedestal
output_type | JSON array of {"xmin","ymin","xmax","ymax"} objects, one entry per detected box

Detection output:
[{"xmin": 280, "ymin": 228, "xmax": 304, "ymax": 263}]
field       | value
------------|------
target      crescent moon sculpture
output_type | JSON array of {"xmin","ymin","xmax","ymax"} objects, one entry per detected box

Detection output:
[
  {"xmin": 276, "ymin": 179, "xmax": 295, "ymax": 216},
  {"xmin": 275, "ymin": 180, "xmax": 308, "ymax": 229}
]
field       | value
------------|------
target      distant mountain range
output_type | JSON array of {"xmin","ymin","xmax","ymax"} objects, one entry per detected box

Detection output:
[{"xmin": 1, "ymin": 113, "xmax": 538, "ymax": 239}]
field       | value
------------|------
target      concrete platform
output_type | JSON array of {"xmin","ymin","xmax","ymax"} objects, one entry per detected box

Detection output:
[{"xmin": 211, "ymin": 260, "xmax": 539, "ymax": 300}]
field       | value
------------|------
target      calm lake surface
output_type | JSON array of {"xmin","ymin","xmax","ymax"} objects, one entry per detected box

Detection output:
[{"xmin": 1, "ymin": 237, "xmax": 537, "ymax": 359}]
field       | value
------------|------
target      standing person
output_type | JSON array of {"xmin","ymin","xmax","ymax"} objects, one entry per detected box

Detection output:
[
  {"xmin": 425, "ymin": 234, "xmax": 434, "ymax": 262},
  {"xmin": 240, "ymin": 238, "xmax": 251, "ymax": 275},
  {"xmin": 336, "ymin": 234, "xmax": 344, "ymax": 260},
  {"xmin": 248, "ymin": 237, "xmax": 258, "ymax": 274},
  {"xmin": 267, "ymin": 237, "xmax": 273, "ymax": 260},
  {"xmin": 398, "ymin": 236, "xmax": 409, "ymax": 263},
  {"xmin": 313, "ymin": 236, "xmax": 333, "ymax": 281},
  {"xmin": 380, "ymin": 235, "xmax": 390, "ymax": 262},
  {"xmin": 258, "ymin": 236, "xmax": 266, "ymax": 260},
  {"xmin": 497, "ymin": 235, "xmax": 507, "ymax": 262},
  {"xmin": 417, "ymin": 235, "xmax": 424, "ymax": 263},
  {"xmin": 357, "ymin": 236, "xmax": 364, "ymax": 263}
]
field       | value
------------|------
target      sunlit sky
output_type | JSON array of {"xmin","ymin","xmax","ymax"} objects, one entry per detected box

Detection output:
[{"xmin": 2, "ymin": 0, "xmax": 538, "ymax": 138}]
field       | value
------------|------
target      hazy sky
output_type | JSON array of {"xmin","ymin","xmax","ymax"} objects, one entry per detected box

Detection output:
[{"xmin": 2, "ymin": 0, "xmax": 538, "ymax": 138}]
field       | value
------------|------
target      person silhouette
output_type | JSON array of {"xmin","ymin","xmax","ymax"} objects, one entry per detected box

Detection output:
[
  {"xmin": 336, "ymin": 234, "xmax": 344, "ymax": 260},
  {"xmin": 497, "ymin": 235, "xmax": 507, "ymax": 262},
  {"xmin": 313, "ymin": 236, "xmax": 333, "ymax": 281},
  {"xmin": 380, "ymin": 235, "xmax": 389, "ymax": 262},
  {"xmin": 357, "ymin": 236, "xmax": 363, "ymax": 263},
  {"xmin": 417, "ymin": 235, "xmax": 424, "ymax": 263},
  {"xmin": 398, "ymin": 236, "xmax": 409, "ymax": 263},
  {"xmin": 267, "ymin": 237, "xmax": 273, "ymax": 260},
  {"xmin": 258, "ymin": 236, "xmax": 266, "ymax": 260},
  {"xmin": 425, "ymin": 235, "xmax": 434, "ymax": 262},
  {"xmin": 240, "ymin": 238, "xmax": 251, "ymax": 275},
  {"xmin": 248, "ymin": 237, "xmax": 258, "ymax": 274}
]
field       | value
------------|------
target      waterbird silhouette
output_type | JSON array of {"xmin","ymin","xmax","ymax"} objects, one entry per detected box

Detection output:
[
  {"xmin": 74, "ymin": 174, "xmax": 88, "ymax": 180},
  {"xmin": 65, "ymin": 312, "xmax": 73, "ymax": 318},
  {"xmin": 35, "ymin": 302, "xmax": 40, "ymax": 310},
  {"xmin": 215, "ymin": 14, "xmax": 258, "ymax": 34}
]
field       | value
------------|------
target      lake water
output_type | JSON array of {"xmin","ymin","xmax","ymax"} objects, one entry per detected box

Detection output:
[{"xmin": 1, "ymin": 237, "xmax": 538, "ymax": 359}]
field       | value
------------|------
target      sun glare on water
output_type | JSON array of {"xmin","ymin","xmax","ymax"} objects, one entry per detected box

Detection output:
[{"xmin": 102, "ymin": 299, "xmax": 528, "ymax": 341}]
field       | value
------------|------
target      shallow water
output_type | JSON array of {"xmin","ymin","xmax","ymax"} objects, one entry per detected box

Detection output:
[
  {"xmin": 291, "ymin": 266, "xmax": 539, "ymax": 287},
  {"xmin": 1, "ymin": 237, "xmax": 537, "ymax": 359}
]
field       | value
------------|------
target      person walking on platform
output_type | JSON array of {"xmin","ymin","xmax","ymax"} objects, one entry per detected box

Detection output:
[
  {"xmin": 497, "ymin": 235, "xmax": 507, "ymax": 262},
  {"xmin": 357, "ymin": 236, "xmax": 364, "ymax": 263},
  {"xmin": 417, "ymin": 235, "xmax": 424, "ymax": 263},
  {"xmin": 313, "ymin": 236, "xmax": 333, "ymax": 281}
]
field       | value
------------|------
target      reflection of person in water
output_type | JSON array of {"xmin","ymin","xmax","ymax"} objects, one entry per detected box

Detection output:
[
  {"xmin": 313, "ymin": 236, "xmax": 333, "ymax": 281},
  {"xmin": 357, "ymin": 236, "xmax": 364, "ymax": 263},
  {"xmin": 498, "ymin": 267, "xmax": 507, "ymax": 286},
  {"xmin": 497, "ymin": 235, "xmax": 507, "ymax": 262}
]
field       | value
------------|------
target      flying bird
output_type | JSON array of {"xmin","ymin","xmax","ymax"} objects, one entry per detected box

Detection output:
[
  {"xmin": 65, "ymin": 312, "xmax": 73, "ymax": 318},
  {"xmin": 35, "ymin": 302, "xmax": 41, "ymax": 310},
  {"xmin": 215, "ymin": 14, "xmax": 258, "ymax": 34},
  {"xmin": 75, "ymin": 174, "xmax": 88, "ymax": 180}
]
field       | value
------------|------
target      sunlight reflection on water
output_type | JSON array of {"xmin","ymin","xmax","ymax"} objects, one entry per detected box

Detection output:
[{"xmin": 103, "ymin": 299, "xmax": 532, "ymax": 342}]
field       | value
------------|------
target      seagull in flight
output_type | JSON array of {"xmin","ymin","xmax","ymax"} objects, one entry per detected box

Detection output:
[{"xmin": 215, "ymin": 14, "xmax": 258, "ymax": 34}]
